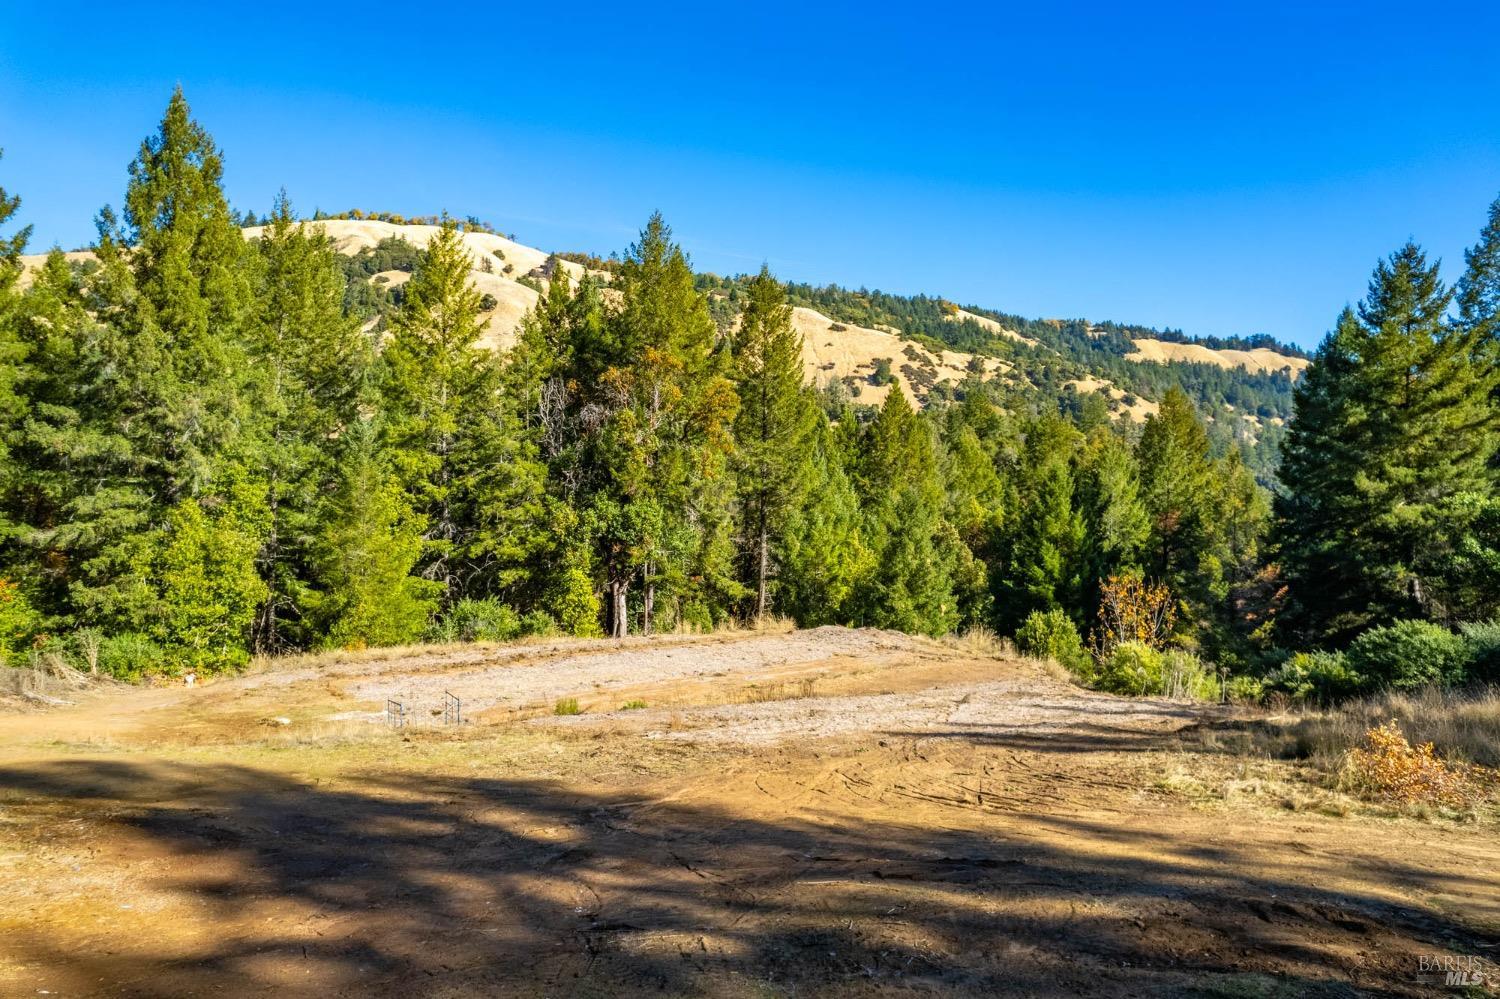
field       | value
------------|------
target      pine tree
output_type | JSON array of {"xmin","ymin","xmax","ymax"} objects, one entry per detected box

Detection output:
[
  {"xmin": 560, "ymin": 214, "xmax": 739, "ymax": 636},
  {"xmin": 242, "ymin": 193, "xmax": 371, "ymax": 651},
  {"xmin": 30, "ymin": 90, "xmax": 257, "ymax": 635},
  {"xmin": 135, "ymin": 495, "xmax": 267, "ymax": 672},
  {"xmin": 382, "ymin": 220, "xmax": 545, "ymax": 601},
  {"xmin": 731, "ymin": 266, "xmax": 814, "ymax": 618},
  {"xmin": 1276, "ymin": 243, "xmax": 1500, "ymax": 641},
  {"xmin": 853, "ymin": 384, "xmax": 958, "ymax": 633},
  {"xmin": 6, "ymin": 252, "xmax": 105, "ymax": 616},
  {"xmin": 307, "ymin": 424, "xmax": 442, "ymax": 649},
  {"xmin": 857, "ymin": 386, "xmax": 936, "ymax": 504},
  {"xmin": 779, "ymin": 413, "xmax": 872, "ymax": 625},
  {"xmin": 1074, "ymin": 426, "xmax": 1149, "ymax": 594},
  {"xmin": 112, "ymin": 87, "xmax": 253, "ymax": 505},
  {"xmin": 998, "ymin": 412, "xmax": 1086, "ymax": 627},
  {"xmin": 861, "ymin": 484, "xmax": 960, "ymax": 635},
  {"xmin": 0, "ymin": 153, "xmax": 28, "ymax": 279},
  {"xmin": 0, "ymin": 153, "xmax": 33, "ymax": 546},
  {"xmin": 1273, "ymin": 309, "xmax": 1368, "ymax": 639},
  {"xmin": 942, "ymin": 424, "xmax": 1005, "ymax": 551},
  {"xmin": 1458, "ymin": 193, "xmax": 1500, "ymax": 349},
  {"xmin": 616, "ymin": 214, "xmax": 740, "ymax": 632},
  {"xmin": 381, "ymin": 220, "xmax": 489, "ymax": 589},
  {"xmin": 0, "ymin": 151, "xmax": 31, "ymax": 437},
  {"xmin": 1136, "ymin": 388, "xmax": 1215, "ymax": 596}
]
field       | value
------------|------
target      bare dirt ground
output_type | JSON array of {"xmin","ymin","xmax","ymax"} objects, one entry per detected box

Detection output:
[{"xmin": 0, "ymin": 627, "xmax": 1495, "ymax": 997}]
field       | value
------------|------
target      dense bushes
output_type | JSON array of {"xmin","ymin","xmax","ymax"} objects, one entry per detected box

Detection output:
[
  {"xmin": 1264, "ymin": 619, "xmax": 1500, "ymax": 705},
  {"xmin": 0, "ymin": 579, "xmax": 37, "ymax": 666},
  {"xmin": 95, "ymin": 633, "xmax": 166, "ymax": 681},
  {"xmin": 1092, "ymin": 643, "xmax": 1217, "ymax": 698},
  {"xmin": 1345, "ymin": 620, "xmax": 1468, "ymax": 690},
  {"xmin": 1014, "ymin": 609, "xmax": 1091, "ymax": 680},
  {"xmin": 428, "ymin": 598, "xmax": 556, "ymax": 644},
  {"xmin": 1016, "ymin": 612, "xmax": 1222, "ymax": 699},
  {"xmin": 1094, "ymin": 641, "xmax": 1161, "ymax": 695},
  {"xmin": 1264, "ymin": 651, "xmax": 1366, "ymax": 704},
  {"xmin": 1460, "ymin": 620, "xmax": 1500, "ymax": 684}
]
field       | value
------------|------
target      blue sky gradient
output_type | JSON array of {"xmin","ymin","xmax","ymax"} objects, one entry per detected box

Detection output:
[{"xmin": 2, "ymin": 1, "xmax": 1497, "ymax": 347}]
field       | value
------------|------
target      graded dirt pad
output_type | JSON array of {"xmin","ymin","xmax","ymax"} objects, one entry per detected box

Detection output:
[{"xmin": 0, "ymin": 630, "xmax": 1495, "ymax": 997}]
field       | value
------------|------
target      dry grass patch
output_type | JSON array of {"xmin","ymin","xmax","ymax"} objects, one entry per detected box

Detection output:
[
  {"xmin": 1173, "ymin": 687, "xmax": 1500, "ymax": 820},
  {"xmin": 940, "ymin": 625, "xmax": 1009, "ymax": 659},
  {"xmin": 1260, "ymin": 687, "xmax": 1500, "ymax": 769},
  {"xmin": 737, "ymin": 676, "xmax": 820, "ymax": 704}
]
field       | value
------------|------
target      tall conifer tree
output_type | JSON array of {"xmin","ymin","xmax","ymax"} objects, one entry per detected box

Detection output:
[
  {"xmin": 1276, "ymin": 244, "xmax": 1500, "ymax": 640},
  {"xmin": 381, "ymin": 221, "xmax": 545, "ymax": 601},
  {"xmin": 243, "ymin": 194, "xmax": 371, "ymax": 650},
  {"xmin": 33, "ymin": 90, "xmax": 258, "ymax": 644},
  {"xmin": 731, "ymin": 267, "xmax": 814, "ymax": 618}
]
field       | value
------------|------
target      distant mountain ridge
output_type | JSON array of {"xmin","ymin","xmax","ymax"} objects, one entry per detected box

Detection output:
[{"xmin": 22, "ymin": 216, "xmax": 1307, "ymax": 482}]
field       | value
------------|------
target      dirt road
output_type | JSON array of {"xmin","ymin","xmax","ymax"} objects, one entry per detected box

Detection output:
[{"xmin": 0, "ymin": 628, "xmax": 1495, "ymax": 996}]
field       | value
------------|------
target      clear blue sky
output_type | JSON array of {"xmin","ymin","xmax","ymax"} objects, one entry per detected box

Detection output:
[{"xmin": 3, "ymin": 2, "xmax": 1497, "ymax": 348}]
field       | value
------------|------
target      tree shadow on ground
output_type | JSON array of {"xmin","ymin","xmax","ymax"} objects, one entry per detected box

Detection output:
[{"xmin": 1, "ymin": 755, "xmax": 1494, "ymax": 997}]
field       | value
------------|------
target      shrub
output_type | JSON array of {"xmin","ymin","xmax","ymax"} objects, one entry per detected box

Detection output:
[
  {"xmin": 1264, "ymin": 651, "xmax": 1366, "ymax": 704},
  {"xmin": 1090, "ymin": 571, "xmax": 1174, "ymax": 658},
  {"xmin": 0, "ymin": 580, "xmax": 39, "ymax": 667},
  {"xmin": 1159, "ymin": 649, "xmax": 1219, "ymax": 700},
  {"xmin": 442, "ymin": 598, "xmax": 521, "ymax": 643},
  {"xmin": 519, "ymin": 610, "xmax": 557, "ymax": 637},
  {"xmin": 97, "ymin": 633, "xmax": 166, "ymax": 682},
  {"xmin": 1339, "ymin": 719, "xmax": 1479, "ymax": 808},
  {"xmin": 478, "ymin": 292, "xmax": 498, "ymax": 311},
  {"xmin": 64, "ymin": 628, "xmax": 105, "ymax": 675},
  {"xmin": 1014, "ymin": 609, "xmax": 1091, "ymax": 680},
  {"xmin": 1459, "ymin": 620, "xmax": 1500, "ymax": 685},
  {"xmin": 1345, "ymin": 620, "xmax": 1467, "ymax": 690},
  {"xmin": 549, "ymin": 557, "xmax": 603, "ymax": 637},
  {"xmin": 620, "ymin": 699, "xmax": 647, "ymax": 711},
  {"xmin": 554, "ymin": 697, "xmax": 581, "ymax": 716},
  {"xmin": 1096, "ymin": 641, "xmax": 1163, "ymax": 696},
  {"xmin": 1225, "ymin": 675, "xmax": 1265, "ymax": 703},
  {"xmin": 678, "ymin": 600, "xmax": 715, "ymax": 635}
]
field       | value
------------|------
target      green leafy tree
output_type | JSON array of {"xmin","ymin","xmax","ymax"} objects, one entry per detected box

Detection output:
[
  {"xmin": 779, "ymin": 413, "xmax": 872, "ymax": 624},
  {"xmin": 1276, "ymin": 244, "xmax": 1500, "ymax": 642},
  {"xmin": 137, "ymin": 497, "xmax": 266, "ymax": 672},
  {"xmin": 307, "ymin": 427, "xmax": 441, "ymax": 649},
  {"xmin": 381, "ymin": 220, "xmax": 546, "ymax": 601},
  {"xmin": 998, "ymin": 413, "xmax": 1086, "ymax": 628},
  {"xmin": 731, "ymin": 266, "xmax": 814, "ymax": 617},
  {"xmin": 243, "ymin": 193, "xmax": 371, "ymax": 651}
]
